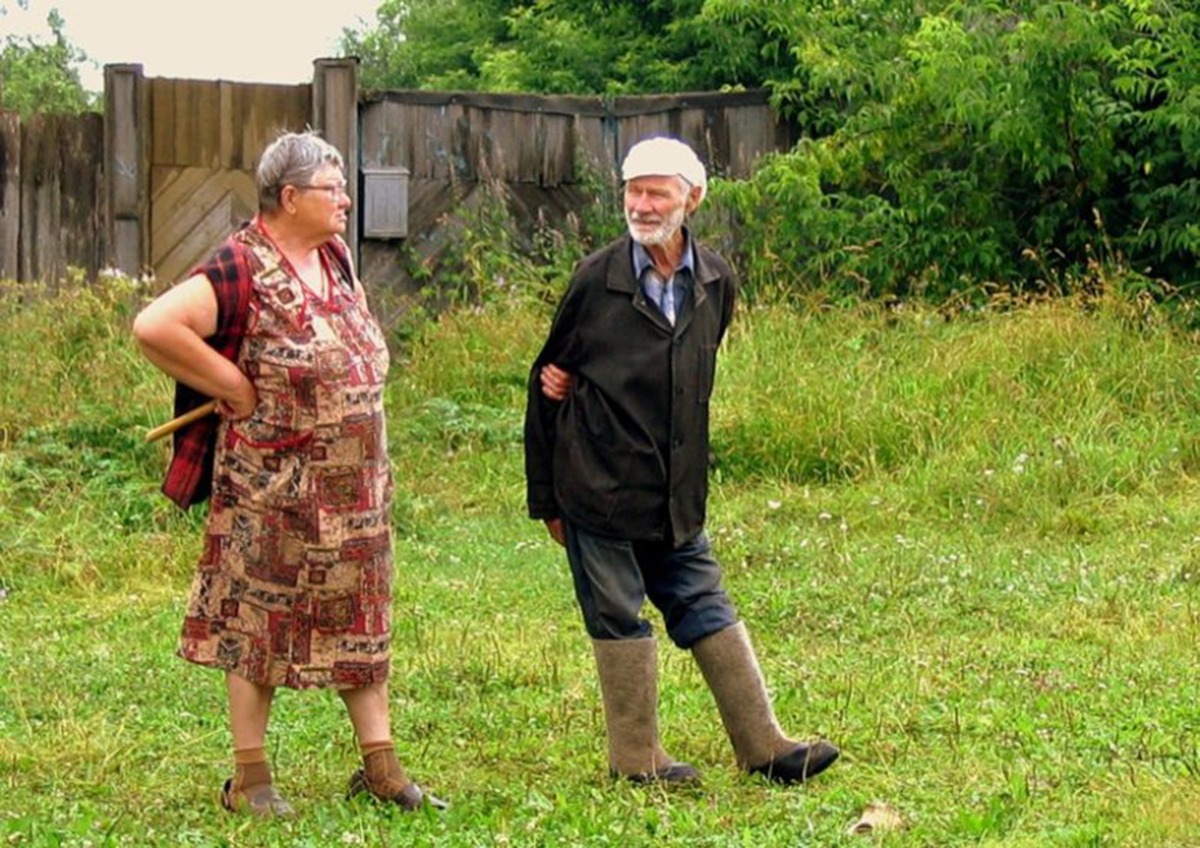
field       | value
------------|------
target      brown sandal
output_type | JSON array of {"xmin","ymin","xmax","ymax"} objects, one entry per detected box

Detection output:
[
  {"xmin": 220, "ymin": 777, "xmax": 295, "ymax": 818},
  {"xmin": 347, "ymin": 768, "xmax": 449, "ymax": 811}
]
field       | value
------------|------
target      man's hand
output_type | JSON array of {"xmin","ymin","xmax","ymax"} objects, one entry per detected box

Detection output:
[
  {"xmin": 544, "ymin": 518, "xmax": 565, "ymax": 546},
  {"xmin": 540, "ymin": 363, "xmax": 573, "ymax": 402}
]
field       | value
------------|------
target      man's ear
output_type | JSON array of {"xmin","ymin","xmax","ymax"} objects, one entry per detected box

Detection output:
[{"xmin": 685, "ymin": 185, "xmax": 703, "ymax": 215}]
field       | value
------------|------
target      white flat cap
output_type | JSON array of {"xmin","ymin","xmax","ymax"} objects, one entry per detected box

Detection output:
[{"xmin": 621, "ymin": 137, "xmax": 707, "ymax": 202}]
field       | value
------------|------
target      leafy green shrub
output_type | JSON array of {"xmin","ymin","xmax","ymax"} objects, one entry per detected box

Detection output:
[{"xmin": 707, "ymin": 1, "xmax": 1200, "ymax": 301}]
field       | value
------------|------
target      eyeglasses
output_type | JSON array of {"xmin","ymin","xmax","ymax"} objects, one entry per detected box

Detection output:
[{"xmin": 295, "ymin": 181, "xmax": 349, "ymax": 198}]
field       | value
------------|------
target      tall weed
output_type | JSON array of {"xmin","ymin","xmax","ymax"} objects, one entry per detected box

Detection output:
[
  {"xmin": 0, "ymin": 274, "xmax": 200, "ymax": 588},
  {"xmin": 713, "ymin": 294, "xmax": 1200, "ymax": 532}
]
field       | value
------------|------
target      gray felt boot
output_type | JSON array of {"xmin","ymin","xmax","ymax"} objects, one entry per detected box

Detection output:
[
  {"xmin": 692, "ymin": 622, "xmax": 839, "ymax": 784},
  {"xmin": 592, "ymin": 637, "xmax": 700, "ymax": 785}
]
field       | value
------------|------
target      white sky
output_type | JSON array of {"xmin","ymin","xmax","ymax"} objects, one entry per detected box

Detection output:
[{"xmin": 1, "ymin": 0, "xmax": 383, "ymax": 93}]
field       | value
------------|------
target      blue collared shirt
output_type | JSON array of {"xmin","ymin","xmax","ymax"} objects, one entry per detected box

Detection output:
[{"xmin": 632, "ymin": 232, "xmax": 695, "ymax": 326}]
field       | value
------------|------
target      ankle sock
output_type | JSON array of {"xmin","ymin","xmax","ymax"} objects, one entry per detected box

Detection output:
[
  {"xmin": 360, "ymin": 739, "xmax": 395, "ymax": 758},
  {"xmin": 359, "ymin": 740, "xmax": 410, "ymax": 793},
  {"xmin": 233, "ymin": 747, "xmax": 271, "ymax": 789}
]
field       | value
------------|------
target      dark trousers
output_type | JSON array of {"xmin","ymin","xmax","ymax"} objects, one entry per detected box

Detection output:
[{"xmin": 563, "ymin": 520, "xmax": 738, "ymax": 649}]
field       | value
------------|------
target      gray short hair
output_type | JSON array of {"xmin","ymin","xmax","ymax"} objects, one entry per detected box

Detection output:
[{"xmin": 256, "ymin": 130, "xmax": 345, "ymax": 212}]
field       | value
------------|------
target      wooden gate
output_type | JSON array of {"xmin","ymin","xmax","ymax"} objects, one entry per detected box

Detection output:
[{"xmin": 146, "ymin": 78, "xmax": 310, "ymax": 284}]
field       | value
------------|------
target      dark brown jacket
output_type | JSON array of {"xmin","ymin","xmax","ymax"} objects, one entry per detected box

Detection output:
[{"xmin": 524, "ymin": 233, "xmax": 737, "ymax": 546}]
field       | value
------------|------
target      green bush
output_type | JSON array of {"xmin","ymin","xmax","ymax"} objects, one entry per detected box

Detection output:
[{"xmin": 706, "ymin": 1, "xmax": 1200, "ymax": 301}]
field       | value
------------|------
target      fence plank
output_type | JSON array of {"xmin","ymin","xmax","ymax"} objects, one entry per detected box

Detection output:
[
  {"xmin": 573, "ymin": 112, "xmax": 616, "ymax": 179},
  {"xmin": 314, "ymin": 60, "xmax": 359, "ymax": 260},
  {"xmin": 59, "ymin": 113, "xmax": 105, "ymax": 280},
  {"xmin": 150, "ymin": 78, "xmax": 176, "ymax": 171},
  {"xmin": 0, "ymin": 111, "xmax": 19, "ymax": 280},
  {"xmin": 17, "ymin": 113, "xmax": 104, "ymax": 286}
]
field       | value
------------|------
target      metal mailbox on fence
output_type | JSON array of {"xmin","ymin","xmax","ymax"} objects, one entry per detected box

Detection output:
[{"xmin": 361, "ymin": 166, "xmax": 410, "ymax": 239}]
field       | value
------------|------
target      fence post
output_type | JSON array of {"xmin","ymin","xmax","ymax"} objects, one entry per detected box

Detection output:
[
  {"xmin": 312, "ymin": 58, "xmax": 360, "ymax": 266},
  {"xmin": 104, "ymin": 63, "xmax": 148, "ymax": 277}
]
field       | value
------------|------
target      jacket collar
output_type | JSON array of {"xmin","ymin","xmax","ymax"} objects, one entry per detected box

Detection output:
[
  {"xmin": 606, "ymin": 231, "xmax": 720, "ymax": 295},
  {"xmin": 607, "ymin": 231, "xmax": 718, "ymax": 333},
  {"xmin": 631, "ymin": 234, "xmax": 696, "ymax": 281}
]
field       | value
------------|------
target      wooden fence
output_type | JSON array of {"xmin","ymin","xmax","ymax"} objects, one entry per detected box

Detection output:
[
  {"xmin": 355, "ymin": 87, "xmax": 794, "ymax": 292},
  {"xmin": 0, "ymin": 111, "xmax": 105, "ymax": 286},
  {"xmin": 0, "ymin": 60, "xmax": 796, "ymax": 292}
]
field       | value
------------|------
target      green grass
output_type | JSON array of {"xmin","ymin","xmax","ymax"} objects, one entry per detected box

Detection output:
[{"xmin": 2, "ymin": 276, "xmax": 1200, "ymax": 846}]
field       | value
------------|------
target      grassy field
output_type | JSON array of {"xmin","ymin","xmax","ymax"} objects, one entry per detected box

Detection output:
[{"xmin": 2, "ymin": 274, "xmax": 1199, "ymax": 846}]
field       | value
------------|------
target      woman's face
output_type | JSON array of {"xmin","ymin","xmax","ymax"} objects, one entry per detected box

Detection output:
[{"xmin": 290, "ymin": 164, "xmax": 351, "ymax": 238}]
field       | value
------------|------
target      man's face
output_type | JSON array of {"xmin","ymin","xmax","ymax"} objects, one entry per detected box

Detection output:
[{"xmin": 624, "ymin": 175, "xmax": 691, "ymax": 246}]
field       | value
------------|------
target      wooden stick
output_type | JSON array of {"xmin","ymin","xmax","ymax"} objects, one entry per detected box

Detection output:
[{"xmin": 145, "ymin": 399, "xmax": 219, "ymax": 443}]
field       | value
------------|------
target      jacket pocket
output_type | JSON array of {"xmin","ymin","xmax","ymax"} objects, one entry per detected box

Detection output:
[{"xmin": 572, "ymin": 380, "xmax": 618, "ymax": 447}]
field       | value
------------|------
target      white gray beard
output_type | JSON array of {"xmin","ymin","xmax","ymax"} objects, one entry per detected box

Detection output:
[{"xmin": 626, "ymin": 206, "xmax": 685, "ymax": 246}]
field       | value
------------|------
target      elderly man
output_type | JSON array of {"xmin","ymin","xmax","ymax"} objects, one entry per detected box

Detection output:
[{"xmin": 524, "ymin": 136, "xmax": 839, "ymax": 785}]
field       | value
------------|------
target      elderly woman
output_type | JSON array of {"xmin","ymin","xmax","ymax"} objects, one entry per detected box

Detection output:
[{"xmin": 133, "ymin": 130, "xmax": 443, "ymax": 817}]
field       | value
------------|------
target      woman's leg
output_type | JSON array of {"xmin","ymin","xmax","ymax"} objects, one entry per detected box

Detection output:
[
  {"xmin": 339, "ymin": 680, "xmax": 391, "ymax": 744},
  {"xmin": 222, "ymin": 672, "xmax": 291, "ymax": 816},
  {"xmin": 339, "ymin": 681, "xmax": 447, "ymax": 810},
  {"xmin": 227, "ymin": 671, "xmax": 275, "ymax": 749}
]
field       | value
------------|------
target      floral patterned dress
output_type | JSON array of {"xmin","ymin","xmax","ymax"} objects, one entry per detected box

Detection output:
[{"xmin": 178, "ymin": 224, "xmax": 393, "ymax": 689}]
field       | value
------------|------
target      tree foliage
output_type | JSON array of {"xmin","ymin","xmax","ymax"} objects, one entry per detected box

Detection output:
[
  {"xmin": 0, "ymin": 4, "xmax": 94, "ymax": 115},
  {"xmin": 346, "ymin": 0, "xmax": 1200, "ymax": 296},
  {"xmin": 340, "ymin": 0, "xmax": 785, "ymax": 93},
  {"xmin": 711, "ymin": 0, "xmax": 1200, "ymax": 298}
]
